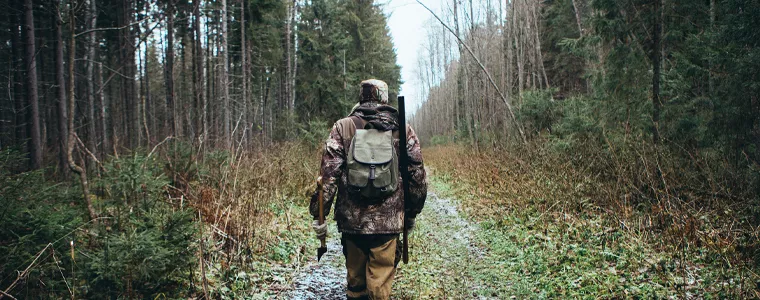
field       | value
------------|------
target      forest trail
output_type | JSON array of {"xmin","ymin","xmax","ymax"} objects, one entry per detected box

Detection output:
[
  {"xmin": 279, "ymin": 236, "xmax": 345, "ymax": 299},
  {"xmin": 276, "ymin": 170, "xmax": 496, "ymax": 299}
]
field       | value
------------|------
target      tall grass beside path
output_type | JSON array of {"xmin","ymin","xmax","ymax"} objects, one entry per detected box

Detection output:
[{"xmin": 424, "ymin": 144, "xmax": 760, "ymax": 298}]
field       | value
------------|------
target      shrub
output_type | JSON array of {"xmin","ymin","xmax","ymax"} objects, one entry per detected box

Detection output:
[
  {"xmin": 86, "ymin": 153, "xmax": 197, "ymax": 298},
  {"xmin": 0, "ymin": 149, "xmax": 198, "ymax": 299}
]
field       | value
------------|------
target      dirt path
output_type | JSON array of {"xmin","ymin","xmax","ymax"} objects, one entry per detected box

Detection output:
[
  {"xmin": 280, "ymin": 237, "xmax": 345, "ymax": 299},
  {"xmin": 392, "ymin": 189, "xmax": 495, "ymax": 299},
  {"xmin": 278, "ymin": 177, "xmax": 493, "ymax": 299}
]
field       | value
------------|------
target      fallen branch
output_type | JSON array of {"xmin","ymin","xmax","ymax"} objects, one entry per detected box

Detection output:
[
  {"xmin": 1, "ymin": 244, "xmax": 53, "ymax": 299},
  {"xmin": 0, "ymin": 291, "xmax": 17, "ymax": 300}
]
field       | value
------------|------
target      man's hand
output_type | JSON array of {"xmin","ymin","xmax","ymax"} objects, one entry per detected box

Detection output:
[
  {"xmin": 312, "ymin": 220, "xmax": 327, "ymax": 239},
  {"xmin": 404, "ymin": 217, "xmax": 416, "ymax": 231}
]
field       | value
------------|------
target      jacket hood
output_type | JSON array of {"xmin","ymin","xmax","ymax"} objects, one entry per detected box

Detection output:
[{"xmin": 350, "ymin": 103, "xmax": 399, "ymax": 131}]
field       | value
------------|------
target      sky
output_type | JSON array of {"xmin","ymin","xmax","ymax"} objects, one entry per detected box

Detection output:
[{"xmin": 383, "ymin": 0, "xmax": 443, "ymax": 114}]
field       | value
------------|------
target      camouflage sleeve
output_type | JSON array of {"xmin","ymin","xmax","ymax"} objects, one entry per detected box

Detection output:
[
  {"xmin": 405, "ymin": 125, "xmax": 427, "ymax": 219},
  {"xmin": 309, "ymin": 123, "xmax": 345, "ymax": 220}
]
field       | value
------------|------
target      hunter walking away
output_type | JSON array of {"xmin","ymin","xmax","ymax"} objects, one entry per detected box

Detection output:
[
  {"xmin": 310, "ymin": 79, "xmax": 427, "ymax": 300},
  {"xmin": 1, "ymin": 0, "xmax": 759, "ymax": 298}
]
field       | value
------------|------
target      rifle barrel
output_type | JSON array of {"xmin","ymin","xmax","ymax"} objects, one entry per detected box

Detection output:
[{"xmin": 398, "ymin": 96, "xmax": 410, "ymax": 264}]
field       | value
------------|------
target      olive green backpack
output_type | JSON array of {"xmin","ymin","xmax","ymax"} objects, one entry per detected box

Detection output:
[{"xmin": 346, "ymin": 116, "xmax": 399, "ymax": 201}]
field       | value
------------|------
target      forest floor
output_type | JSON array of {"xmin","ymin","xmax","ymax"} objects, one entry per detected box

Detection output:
[{"xmin": 244, "ymin": 145, "xmax": 757, "ymax": 299}]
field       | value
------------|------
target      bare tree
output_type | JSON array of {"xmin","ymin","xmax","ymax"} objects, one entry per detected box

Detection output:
[
  {"xmin": 67, "ymin": 1, "xmax": 97, "ymax": 221},
  {"xmin": 85, "ymin": 0, "xmax": 99, "ymax": 163},
  {"xmin": 194, "ymin": 0, "xmax": 207, "ymax": 144},
  {"xmin": 416, "ymin": 0, "xmax": 527, "ymax": 144},
  {"xmin": 24, "ymin": 0, "xmax": 42, "ymax": 169},
  {"xmin": 652, "ymin": 0, "xmax": 662, "ymax": 144},
  {"xmin": 54, "ymin": 0, "xmax": 69, "ymax": 179},
  {"xmin": 571, "ymin": 0, "xmax": 585, "ymax": 37},
  {"xmin": 222, "ymin": 0, "xmax": 231, "ymax": 149},
  {"xmin": 241, "ymin": 0, "xmax": 248, "ymax": 146},
  {"xmin": 285, "ymin": 0, "xmax": 294, "ymax": 115},
  {"xmin": 165, "ymin": 0, "xmax": 176, "ymax": 138}
]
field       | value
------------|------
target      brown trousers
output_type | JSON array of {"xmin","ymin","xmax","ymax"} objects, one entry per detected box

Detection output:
[{"xmin": 342, "ymin": 234, "xmax": 401, "ymax": 300}]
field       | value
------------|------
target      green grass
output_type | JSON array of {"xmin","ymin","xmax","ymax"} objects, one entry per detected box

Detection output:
[{"xmin": 418, "ymin": 157, "xmax": 758, "ymax": 299}]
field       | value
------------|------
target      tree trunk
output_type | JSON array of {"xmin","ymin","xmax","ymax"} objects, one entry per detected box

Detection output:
[
  {"xmin": 121, "ymin": 0, "xmax": 138, "ymax": 149},
  {"xmin": 652, "ymin": 0, "xmax": 662, "ymax": 144},
  {"xmin": 12, "ymin": 2, "xmax": 26, "ymax": 148},
  {"xmin": 206, "ymin": 12, "xmax": 213, "ymax": 144},
  {"xmin": 241, "ymin": 0, "xmax": 248, "ymax": 147},
  {"xmin": 285, "ymin": 0, "xmax": 297, "ymax": 116},
  {"xmin": 85, "ymin": 0, "xmax": 98, "ymax": 164},
  {"xmin": 24, "ymin": 0, "xmax": 42, "ymax": 170},
  {"xmin": 222, "ymin": 0, "xmax": 231, "ymax": 149},
  {"xmin": 98, "ymin": 62, "xmax": 109, "ymax": 155},
  {"xmin": 194, "ymin": 0, "xmax": 207, "ymax": 144},
  {"xmin": 708, "ymin": 0, "xmax": 715, "ymax": 97},
  {"xmin": 532, "ymin": 0, "xmax": 549, "ymax": 89},
  {"xmin": 54, "ymin": 1, "xmax": 70, "ymax": 180},
  {"xmin": 571, "ymin": 0, "xmax": 584, "ymax": 37},
  {"xmin": 506, "ymin": 0, "xmax": 513, "ymax": 132},
  {"xmin": 143, "ymin": 0, "xmax": 153, "ymax": 145},
  {"xmin": 68, "ymin": 1, "xmax": 97, "ymax": 222},
  {"xmin": 165, "ymin": 0, "xmax": 176, "ymax": 138},
  {"xmin": 291, "ymin": 1, "xmax": 298, "ymax": 120}
]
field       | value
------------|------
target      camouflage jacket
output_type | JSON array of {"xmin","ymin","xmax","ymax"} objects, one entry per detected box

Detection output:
[{"xmin": 309, "ymin": 104, "xmax": 427, "ymax": 235}]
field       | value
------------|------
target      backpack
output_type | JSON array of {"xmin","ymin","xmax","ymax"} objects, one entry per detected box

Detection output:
[{"xmin": 346, "ymin": 116, "xmax": 399, "ymax": 202}]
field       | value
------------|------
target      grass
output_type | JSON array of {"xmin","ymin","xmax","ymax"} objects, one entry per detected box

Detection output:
[
  {"xmin": 194, "ymin": 142, "xmax": 326, "ymax": 299},
  {"xmin": 392, "ymin": 176, "xmax": 479, "ymax": 299},
  {"xmin": 417, "ymin": 144, "xmax": 760, "ymax": 298},
  {"xmin": 6, "ymin": 139, "xmax": 754, "ymax": 298}
]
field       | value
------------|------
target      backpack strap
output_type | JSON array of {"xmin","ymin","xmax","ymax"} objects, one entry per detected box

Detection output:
[
  {"xmin": 350, "ymin": 116, "xmax": 366, "ymax": 130},
  {"xmin": 336, "ymin": 116, "xmax": 366, "ymax": 150}
]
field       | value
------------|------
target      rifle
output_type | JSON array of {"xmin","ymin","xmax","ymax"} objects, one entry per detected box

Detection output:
[{"xmin": 398, "ymin": 96, "xmax": 410, "ymax": 264}]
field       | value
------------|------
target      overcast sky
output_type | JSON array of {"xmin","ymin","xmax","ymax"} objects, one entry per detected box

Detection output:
[{"xmin": 383, "ymin": 0, "xmax": 442, "ymax": 115}]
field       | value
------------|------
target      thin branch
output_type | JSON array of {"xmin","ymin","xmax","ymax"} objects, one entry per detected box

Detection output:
[
  {"xmin": 0, "ymin": 291, "xmax": 17, "ymax": 300},
  {"xmin": 147, "ymin": 136, "xmax": 174, "ymax": 160},
  {"xmin": 1, "ymin": 244, "xmax": 53, "ymax": 299},
  {"xmin": 74, "ymin": 134, "xmax": 105, "ymax": 173},
  {"xmin": 74, "ymin": 20, "xmax": 142, "ymax": 38},
  {"xmin": 49, "ymin": 249, "xmax": 73, "ymax": 298}
]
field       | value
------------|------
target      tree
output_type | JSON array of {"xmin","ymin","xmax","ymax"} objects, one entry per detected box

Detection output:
[
  {"xmin": 165, "ymin": 0, "xmax": 176, "ymax": 137},
  {"xmin": 23, "ymin": 0, "xmax": 42, "ymax": 169},
  {"xmin": 652, "ymin": 0, "xmax": 662, "ymax": 144},
  {"xmin": 222, "ymin": 0, "xmax": 230, "ymax": 149},
  {"xmin": 66, "ymin": 0, "xmax": 97, "ymax": 221},
  {"xmin": 54, "ymin": 0, "xmax": 70, "ymax": 179},
  {"xmin": 86, "ymin": 0, "xmax": 99, "ymax": 162}
]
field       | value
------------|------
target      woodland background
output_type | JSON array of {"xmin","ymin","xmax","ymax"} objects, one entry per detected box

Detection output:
[{"xmin": 1, "ymin": 0, "xmax": 760, "ymax": 298}]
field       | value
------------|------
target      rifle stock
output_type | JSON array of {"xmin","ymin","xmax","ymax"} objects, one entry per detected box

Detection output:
[{"xmin": 398, "ymin": 96, "xmax": 410, "ymax": 264}]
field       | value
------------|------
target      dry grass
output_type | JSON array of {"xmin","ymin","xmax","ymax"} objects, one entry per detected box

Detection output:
[
  {"xmin": 162, "ymin": 141, "xmax": 323, "ymax": 297},
  {"xmin": 195, "ymin": 142, "xmax": 319, "ymax": 253},
  {"xmin": 424, "ymin": 140, "xmax": 760, "ymax": 297}
]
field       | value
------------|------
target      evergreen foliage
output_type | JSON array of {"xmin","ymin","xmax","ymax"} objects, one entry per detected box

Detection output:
[
  {"xmin": 296, "ymin": 0, "xmax": 401, "ymax": 124},
  {"xmin": 0, "ymin": 150, "xmax": 197, "ymax": 298}
]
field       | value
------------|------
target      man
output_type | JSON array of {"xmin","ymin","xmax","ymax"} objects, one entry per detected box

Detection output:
[{"xmin": 309, "ymin": 79, "xmax": 427, "ymax": 300}]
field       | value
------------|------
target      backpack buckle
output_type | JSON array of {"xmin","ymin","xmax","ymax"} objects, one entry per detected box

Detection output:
[{"xmin": 369, "ymin": 165, "xmax": 376, "ymax": 180}]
